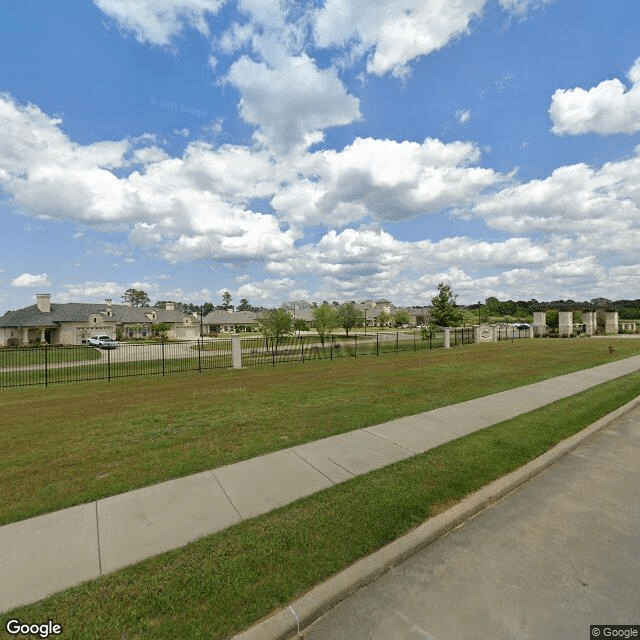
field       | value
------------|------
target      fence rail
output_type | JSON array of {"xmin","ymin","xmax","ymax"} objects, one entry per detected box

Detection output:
[
  {"xmin": 0, "ymin": 340, "xmax": 232, "ymax": 389},
  {"xmin": 0, "ymin": 327, "xmax": 531, "ymax": 389},
  {"xmin": 239, "ymin": 330, "xmax": 444, "ymax": 368}
]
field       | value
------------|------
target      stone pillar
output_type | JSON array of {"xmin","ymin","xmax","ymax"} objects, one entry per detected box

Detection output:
[
  {"xmin": 231, "ymin": 334, "xmax": 242, "ymax": 368},
  {"xmin": 583, "ymin": 311, "xmax": 596, "ymax": 335},
  {"xmin": 533, "ymin": 311, "xmax": 547, "ymax": 336},
  {"xmin": 443, "ymin": 327, "xmax": 451, "ymax": 349},
  {"xmin": 22, "ymin": 328, "xmax": 29, "ymax": 345},
  {"xmin": 473, "ymin": 323, "xmax": 496, "ymax": 343},
  {"xmin": 558, "ymin": 311, "xmax": 573, "ymax": 337},
  {"xmin": 528, "ymin": 325, "xmax": 534, "ymax": 339},
  {"xmin": 605, "ymin": 311, "xmax": 619, "ymax": 335}
]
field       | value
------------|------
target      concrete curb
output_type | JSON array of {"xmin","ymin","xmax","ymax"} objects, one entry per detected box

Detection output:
[{"xmin": 233, "ymin": 393, "xmax": 640, "ymax": 640}]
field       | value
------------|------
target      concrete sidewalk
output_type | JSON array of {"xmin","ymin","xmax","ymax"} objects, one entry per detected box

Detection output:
[
  {"xmin": 1, "ymin": 355, "xmax": 640, "ymax": 613},
  {"xmin": 303, "ymin": 394, "xmax": 640, "ymax": 640}
]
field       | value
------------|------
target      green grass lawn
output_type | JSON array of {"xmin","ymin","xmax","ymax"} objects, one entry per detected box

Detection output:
[
  {"xmin": 5, "ymin": 369, "xmax": 640, "ymax": 639},
  {"xmin": 0, "ymin": 345, "xmax": 101, "ymax": 367},
  {"xmin": 1, "ymin": 338, "xmax": 640, "ymax": 527}
]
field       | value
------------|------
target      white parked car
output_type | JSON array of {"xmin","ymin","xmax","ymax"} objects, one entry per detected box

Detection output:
[{"xmin": 87, "ymin": 335, "xmax": 120, "ymax": 349}]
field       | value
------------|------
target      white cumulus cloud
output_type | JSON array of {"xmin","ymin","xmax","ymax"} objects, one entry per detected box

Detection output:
[
  {"xmin": 550, "ymin": 57, "xmax": 640, "ymax": 135},
  {"xmin": 274, "ymin": 137, "xmax": 507, "ymax": 227},
  {"xmin": 315, "ymin": 0, "xmax": 485, "ymax": 77},
  {"xmin": 226, "ymin": 54, "xmax": 361, "ymax": 154},
  {"xmin": 11, "ymin": 273, "xmax": 51, "ymax": 288},
  {"xmin": 93, "ymin": 0, "xmax": 224, "ymax": 46}
]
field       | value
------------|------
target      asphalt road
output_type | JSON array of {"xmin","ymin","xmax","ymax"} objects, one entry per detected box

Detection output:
[{"xmin": 304, "ymin": 403, "xmax": 640, "ymax": 640}]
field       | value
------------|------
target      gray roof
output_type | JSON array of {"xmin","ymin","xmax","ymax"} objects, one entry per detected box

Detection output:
[
  {"xmin": 203, "ymin": 310, "xmax": 259, "ymax": 324},
  {"xmin": 0, "ymin": 302, "xmax": 193, "ymax": 328}
]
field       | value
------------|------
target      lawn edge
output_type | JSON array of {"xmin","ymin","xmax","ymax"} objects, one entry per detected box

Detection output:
[{"xmin": 233, "ymin": 392, "xmax": 640, "ymax": 640}]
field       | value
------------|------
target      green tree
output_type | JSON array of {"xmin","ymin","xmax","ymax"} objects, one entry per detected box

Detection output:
[
  {"xmin": 393, "ymin": 309, "xmax": 411, "ymax": 327},
  {"xmin": 430, "ymin": 283, "xmax": 464, "ymax": 328},
  {"xmin": 460, "ymin": 310, "xmax": 479, "ymax": 325},
  {"xmin": 312, "ymin": 304, "xmax": 339, "ymax": 346},
  {"xmin": 484, "ymin": 296, "xmax": 501, "ymax": 316},
  {"xmin": 122, "ymin": 288, "xmax": 150, "ymax": 307},
  {"xmin": 293, "ymin": 318, "xmax": 309, "ymax": 335},
  {"xmin": 258, "ymin": 308, "xmax": 293, "ymax": 350},
  {"xmin": 546, "ymin": 310, "xmax": 559, "ymax": 329},
  {"xmin": 377, "ymin": 310, "xmax": 392, "ymax": 328},
  {"xmin": 153, "ymin": 322, "xmax": 172, "ymax": 340},
  {"xmin": 237, "ymin": 298, "xmax": 251, "ymax": 311},
  {"xmin": 337, "ymin": 303, "xmax": 364, "ymax": 336},
  {"xmin": 221, "ymin": 291, "xmax": 232, "ymax": 310}
]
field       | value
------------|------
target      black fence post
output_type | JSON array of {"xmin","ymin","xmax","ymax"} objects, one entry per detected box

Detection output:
[
  {"xmin": 161, "ymin": 338, "xmax": 165, "ymax": 376},
  {"xmin": 413, "ymin": 331, "xmax": 416, "ymax": 351},
  {"xmin": 396, "ymin": 332, "xmax": 399, "ymax": 353},
  {"xmin": 198, "ymin": 338, "xmax": 202, "ymax": 373},
  {"xmin": 354, "ymin": 334, "xmax": 357, "ymax": 357},
  {"xmin": 376, "ymin": 333, "xmax": 379, "ymax": 356},
  {"xmin": 301, "ymin": 336, "xmax": 304, "ymax": 362},
  {"xmin": 107, "ymin": 347, "xmax": 111, "ymax": 382},
  {"xmin": 44, "ymin": 343, "xmax": 48, "ymax": 387},
  {"xmin": 330, "ymin": 336, "xmax": 333, "ymax": 360}
]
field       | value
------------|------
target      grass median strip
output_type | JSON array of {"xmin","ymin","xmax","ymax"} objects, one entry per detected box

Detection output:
[
  {"xmin": 2, "ymin": 338, "xmax": 640, "ymax": 526},
  {"xmin": 4, "ymin": 370, "xmax": 640, "ymax": 639}
]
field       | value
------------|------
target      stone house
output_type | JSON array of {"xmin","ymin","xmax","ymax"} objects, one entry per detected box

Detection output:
[
  {"xmin": 0, "ymin": 295, "xmax": 198, "ymax": 346},
  {"xmin": 202, "ymin": 309, "xmax": 259, "ymax": 333}
]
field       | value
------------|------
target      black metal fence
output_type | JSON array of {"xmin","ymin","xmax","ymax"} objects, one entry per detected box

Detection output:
[
  {"xmin": 240, "ymin": 330, "xmax": 445, "ymax": 367},
  {"xmin": 0, "ymin": 327, "xmax": 532, "ymax": 389},
  {"xmin": 496, "ymin": 325, "xmax": 531, "ymax": 341},
  {"xmin": 0, "ymin": 340, "xmax": 232, "ymax": 389}
]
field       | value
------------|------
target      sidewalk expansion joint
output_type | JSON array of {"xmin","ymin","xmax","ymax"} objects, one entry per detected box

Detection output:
[
  {"xmin": 94, "ymin": 501, "xmax": 103, "ymax": 576},
  {"xmin": 209, "ymin": 470, "xmax": 243, "ymax": 521},
  {"xmin": 362, "ymin": 428, "xmax": 418, "ymax": 454},
  {"xmin": 290, "ymin": 449, "xmax": 337, "ymax": 484},
  {"xmin": 326, "ymin": 457, "xmax": 354, "ymax": 477}
]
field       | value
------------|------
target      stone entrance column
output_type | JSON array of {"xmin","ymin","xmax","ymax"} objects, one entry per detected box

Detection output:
[
  {"xmin": 583, "ymin": 310, "xmax": 596, "ymax": 335},
  {"xmin": 443, "ymin": 327, "xmax": 451, "ymax": 349},
  {"xmin": 558, "ymin": 311, "xmax": 573, "ymax": 337},
  {"xmin": 473, "ymin": 324, "xmax": 496, "ymax": 343},
  {"xmin": 22, "ymin": 328, "xmax": 29, "ymax": 345},
  {"xmin": 605, "ymin": 311, "xmax": 619, "ymax": 335},
  {"xmin": 533, "ymin": 311, "xmax": 547, "ymax": 336},
  {"xmin": 231, "ymin": 334, "xmax": 242, "ymax": 369}
]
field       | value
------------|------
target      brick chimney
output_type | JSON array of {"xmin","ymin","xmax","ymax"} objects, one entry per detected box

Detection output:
[
  {"xmin": 165, "ymin": 302, "xmax": 175, "ymax": 311},
  {"xmin": 36, "ymin": 294, "xmax": 51, "ymax": 313}
]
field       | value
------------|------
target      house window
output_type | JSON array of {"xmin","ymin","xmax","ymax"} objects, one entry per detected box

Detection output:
[{"xmin": 93, "ymin": 318, "xmax": 97, "ymax": 323}]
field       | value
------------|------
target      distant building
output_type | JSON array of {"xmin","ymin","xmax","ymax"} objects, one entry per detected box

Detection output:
[{"xmin": 202, "ymin": 309, "xmax": 259, "ymax": 333}]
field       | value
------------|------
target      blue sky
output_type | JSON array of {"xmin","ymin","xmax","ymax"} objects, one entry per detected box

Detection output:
[{"xmin": 1, "ymin": 0, "xmax": 639, "ymax": 313}]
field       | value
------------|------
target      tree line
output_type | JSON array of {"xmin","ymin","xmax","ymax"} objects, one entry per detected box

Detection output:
[{"xmin": 122, "ymin": 287, "xmax": 640, "ymax": 333}]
